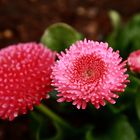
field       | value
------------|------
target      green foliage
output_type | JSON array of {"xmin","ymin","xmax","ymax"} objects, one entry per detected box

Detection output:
[
  {"xmin": 107, "ymin": 13, "xmax": 140, "ymax": 58},
  {"xmin": 41, "ymin": 23, "xmax": 83, "ymax": 52},
  {"xmin": 30, "ymin": 111, "xmax": 64, "ymax": 140},
  {"xmin": 85, "ymin": 127, "xmax": 94, "ymax": 140},
  {"xmin": 135, "ymin": 92, "xmax": 140, "ymax": 120},
  {"xmin": 94, "ymin": 115, "xmax": 136, "ymax": 140},
  {"xmin": 111, "ymin": 116, "xmax": 136, "ymax": 140}
]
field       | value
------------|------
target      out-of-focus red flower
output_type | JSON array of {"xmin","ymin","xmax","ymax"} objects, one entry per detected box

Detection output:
[
  {"xmin": 0, "ymin": 43, "xmax": 55, "ymax": 120},
  {"xmin": 52, "ymin": 39, "xmax": 129, "ymax": 109},
  {"xmin": 128, "ymin": 50, "xmax": 140, "ymax": 73}
]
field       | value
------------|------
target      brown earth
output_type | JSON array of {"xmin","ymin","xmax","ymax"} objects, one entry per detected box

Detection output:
[{"xmin": 0, "ymin": 0, "xmax": 140, "ymax": 48}]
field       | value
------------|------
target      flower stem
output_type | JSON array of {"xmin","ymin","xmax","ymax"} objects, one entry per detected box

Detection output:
[{"xmin": 37, "ymin": 104, "xmax": 71, "ymax": 128}]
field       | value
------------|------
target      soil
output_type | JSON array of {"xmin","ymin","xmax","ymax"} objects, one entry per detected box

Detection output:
[
  {"xmin": 0, "ymin": 0, "xmax": 140, "ymax": 48},
  {"xmin": 0, "ymin": 0, "xmax": 140, "ymax": 140}
]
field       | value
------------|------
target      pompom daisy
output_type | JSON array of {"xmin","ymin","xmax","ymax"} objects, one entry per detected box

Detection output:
[
  {"xmin": 52, "ymin": 39, "xmax": 129, "ymax": 109},
  {"xmin": 128, "ymin": 50, "xmax": 140, "ymax": 73},
  {"xmin": 0, "ymin": 43, "xmax": 55, "ymax": 120}
]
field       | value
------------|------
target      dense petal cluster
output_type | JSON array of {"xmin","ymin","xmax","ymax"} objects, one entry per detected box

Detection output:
[
  {"xmin": 0, "ymin": 43, "xmax": 55, "ymax": 120},
  {"xmin": 128, "ymin": 50, "xmax": 140, "ymax": 73},
  {"xmin": 52, "ymin": 39, "xmax": 129, "ymax": 109}
]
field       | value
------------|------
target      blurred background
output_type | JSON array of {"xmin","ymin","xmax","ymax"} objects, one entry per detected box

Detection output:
[
  {"xmin": 0, "ymin": 0, "xmax": 140, "ymax": 48},
  {"xmin": 0, "ymin": 0, "xmax": 140, "ymax": 140}
]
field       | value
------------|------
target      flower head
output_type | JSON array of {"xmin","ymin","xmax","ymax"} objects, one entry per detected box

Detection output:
[
  {"xmin": 128, "ymin": 50, "xmax": 140, "ymax": 73},
  {"xmin": 52, "ymin": 39, "xmax": 129, "ymax": 109},
  {"xmin": 0, "ymin": 43, "xmax": 55, "ymax": 120}
]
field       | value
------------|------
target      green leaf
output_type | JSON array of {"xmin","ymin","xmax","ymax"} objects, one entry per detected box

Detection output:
[
  {"xmin": 107, "ymin": 13, "xmax": 140, "ymax": 58},
  {"xmin": 128, "ymin": 74, "xmax": 140, "ymax": 91},
  {"xmin": 135, "ymin": 92, "xmax": 140, "ymax": 120},
  {"xmin": 119, "ymin": 14, "xmax": 140, "ymax": 53},
  {"xmin": 41, "ymin": 23, "xmax": 83, "ymax": 52},
  {"xmin": 85, "ymin": 127, "xmax": 94, "ymax": 140},
  {"xmin": 111, "ymin": 116, "xmax": 136, "ymax": 140},
  {"xmin": 109, "ymin": 10, "xmax": 121, "ymax": 29}
]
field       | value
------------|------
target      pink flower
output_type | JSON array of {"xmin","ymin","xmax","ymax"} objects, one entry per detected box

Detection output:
[
  {"xmin": 52, "ymin": 39, "xmax": 129, "ymax": 109},
  {"xmin": 0, "ymin": 43, "xmax": 55, "ymax": 120},
  {"xmin": 128, "ymin": 50, "xmax": 140, "ymax": 73}
]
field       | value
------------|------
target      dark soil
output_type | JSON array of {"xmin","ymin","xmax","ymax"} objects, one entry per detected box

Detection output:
[
  {"xmin": 0, "ymin": 0, "xmax": 140, "ymax": 140},
  {"xmin": 0, "ymin": 0, "xmax": 140, "ymax": 48}
]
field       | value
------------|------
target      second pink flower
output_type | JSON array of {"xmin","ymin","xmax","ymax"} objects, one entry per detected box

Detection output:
[{"xmin": 52, "ymin": 39, "xmax": 129, "ymax": 109}]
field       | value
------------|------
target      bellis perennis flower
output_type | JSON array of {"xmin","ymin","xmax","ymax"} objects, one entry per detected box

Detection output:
[
  {"xmin": 128, "ymin": 50, "xmax": 140, "ymax": 73},
  {"xmin": 52, "ymin": 39, "xmax": 129, "ymax": 109},
  {"xmin": 0, "ymin": 43, "xmax": 55, "ymax": 120}
]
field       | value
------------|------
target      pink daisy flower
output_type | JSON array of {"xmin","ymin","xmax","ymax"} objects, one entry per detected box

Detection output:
[
  {"xmin": 52, "ymin": 39, "xmax": 129, "ymax": 109},
  {"xmin": 0, "ymin": 43, "xmax": 55, "ymax": 120},
  {"xmin": 128, "ymin": 50, "xmax": 140, "ymax": 73}
]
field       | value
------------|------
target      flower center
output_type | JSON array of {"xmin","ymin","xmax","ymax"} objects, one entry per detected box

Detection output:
[
  {"xmin": 71, "ymin": 54, "xmax": 106, "ymax": 83},
  {"xmin": 84, "ymin": 69, "xmax": 93, "ymax": 78}
]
